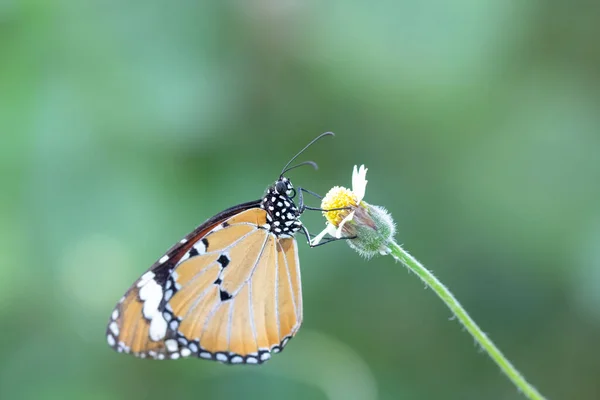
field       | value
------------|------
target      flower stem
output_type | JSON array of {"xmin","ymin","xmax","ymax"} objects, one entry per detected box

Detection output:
[{"xmin": 387, "ymin": 240, "xmax": 546, "ymax": 400}]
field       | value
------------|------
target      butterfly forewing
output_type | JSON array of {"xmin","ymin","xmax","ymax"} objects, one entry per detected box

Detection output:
[{"xmin": 107, "ymin": 202, "xmax": 303, "ymax": 364}]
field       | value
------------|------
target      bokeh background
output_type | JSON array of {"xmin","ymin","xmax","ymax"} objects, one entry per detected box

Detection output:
[{"xmin": 2, "ymin": 1, "xmax": 600, "ymax": 399}]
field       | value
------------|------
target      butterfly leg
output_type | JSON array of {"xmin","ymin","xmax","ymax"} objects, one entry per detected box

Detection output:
[
  {"xmin": 296, "ymin": 186, "xmax": 315, "ymax": 213},
  {"xmin": 300, "ymin": 225, "xmax": 356, "ymax": 248}
]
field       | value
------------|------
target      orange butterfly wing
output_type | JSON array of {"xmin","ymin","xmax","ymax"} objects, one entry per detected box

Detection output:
[{"xmin": 106, "ymin": 205, "xmax": 303, "ymax": 364}]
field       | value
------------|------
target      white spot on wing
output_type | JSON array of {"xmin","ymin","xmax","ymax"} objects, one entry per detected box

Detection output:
[
  {"xmin": 165, "ymin": 339, "xmax": 178, "ymax": 352},
  {"xmin": 159, "ymin": 255, "xmax": 169, "ymax": 264},
  {"xmin": 193, "ymin": 240, "xmax": 207, "ymax": 255},
  {"xmin": 107, "ymin": 334, "xmax": 116, "ymax": 346},
  {"xmin": 216, "ymin": 353, "xmax": 228, "ymax": 362},
  {"xmin": 149, "ymin": 315, "xmax": 167, "ymax": 341},
  {"xmin": 137, "ymin": 271, "xmax": 155, "ymax": 288},
  {"xmin": 139, "ymin": 279, "xmax": 163, "ymax": 320},
  {"xmin": 180, "ymin": 348, "xmax": 191, "ymax": 357},
  {"xmin": 109, "ymin": 321, "xmax": 119, "ymax": 336},
  {"xmin": 139, "ymin": 273, "xmax": 167, "ymax": 341}
]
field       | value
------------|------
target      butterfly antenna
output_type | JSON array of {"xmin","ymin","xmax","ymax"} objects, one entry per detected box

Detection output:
[
  {"xmin": 280, "ymin": 132, "xmax": 334, "ymax": 177},
  {"xmin": 281, "ymin": 160, "xmax": 319, "ymax": 176}
]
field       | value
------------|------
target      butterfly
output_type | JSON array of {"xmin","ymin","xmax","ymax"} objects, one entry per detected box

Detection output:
[{"xmin": 106, "ymin": 133, "xmax": 339, "ymax": 364}]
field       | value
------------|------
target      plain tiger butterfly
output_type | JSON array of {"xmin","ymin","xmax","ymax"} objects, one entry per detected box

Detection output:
[{"xmin": 106, "ymin": 132, "xmax": 342, "ymax": 364}]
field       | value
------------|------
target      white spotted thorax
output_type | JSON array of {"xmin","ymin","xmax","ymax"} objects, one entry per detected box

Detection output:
[{"xmin": 259, "ymin": 177, "xmax": 303, "ymax": 238}]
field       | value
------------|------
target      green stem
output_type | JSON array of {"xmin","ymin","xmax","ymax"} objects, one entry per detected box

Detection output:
[{"xmin": 387, "ymin": 241, "xmax": 546, "ymax": 400}]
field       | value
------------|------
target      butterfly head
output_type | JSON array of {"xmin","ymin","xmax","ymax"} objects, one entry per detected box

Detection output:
[{"xmin": 275, "ymin": 177, "xmax": 294, "ymax": 196}]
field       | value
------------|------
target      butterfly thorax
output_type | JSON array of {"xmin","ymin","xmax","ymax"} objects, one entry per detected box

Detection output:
[{"xmin": 260, "ymin": 177, "xmax": 302, "ymax": 238}]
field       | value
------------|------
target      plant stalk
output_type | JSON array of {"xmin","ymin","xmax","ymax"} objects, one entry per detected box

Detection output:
[{"xmin": 387, "ymin": 241, "xmax": 546, "ymax": 400}]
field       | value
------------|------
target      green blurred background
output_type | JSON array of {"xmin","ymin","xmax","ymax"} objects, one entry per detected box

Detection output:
[{"xmin": 2, "ymin": 1, "xmax": 600, "ymax": 399}]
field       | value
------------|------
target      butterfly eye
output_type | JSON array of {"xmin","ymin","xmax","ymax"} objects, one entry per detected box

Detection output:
[{"xmin": 275, "ymin": 181, "xmax": 287, "ymax": 194}]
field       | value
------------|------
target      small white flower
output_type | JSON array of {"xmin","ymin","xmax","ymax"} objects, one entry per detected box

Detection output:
[{"xmin": 311, "ymin": 165, "xmax": 369, "ymax": 246}]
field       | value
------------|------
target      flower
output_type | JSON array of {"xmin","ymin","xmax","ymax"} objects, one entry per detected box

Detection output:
[
  {"xmin": 314, "ymin": 165, "xmax": 368, "ymax": 239},
  {"xmin": 311, "ymin": 165, "xmax": 395, "ymax": 257}
]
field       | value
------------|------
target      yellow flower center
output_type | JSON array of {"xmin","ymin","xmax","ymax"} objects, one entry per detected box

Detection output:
[{"xmin": 320, "ymin": 186, "xmax": 357, "ymax": 226}]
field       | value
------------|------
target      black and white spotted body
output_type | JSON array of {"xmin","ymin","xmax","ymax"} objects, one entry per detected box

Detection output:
[{"xmin": 259, "ymin": 177, "xmax": 303, "ymax": 238}]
